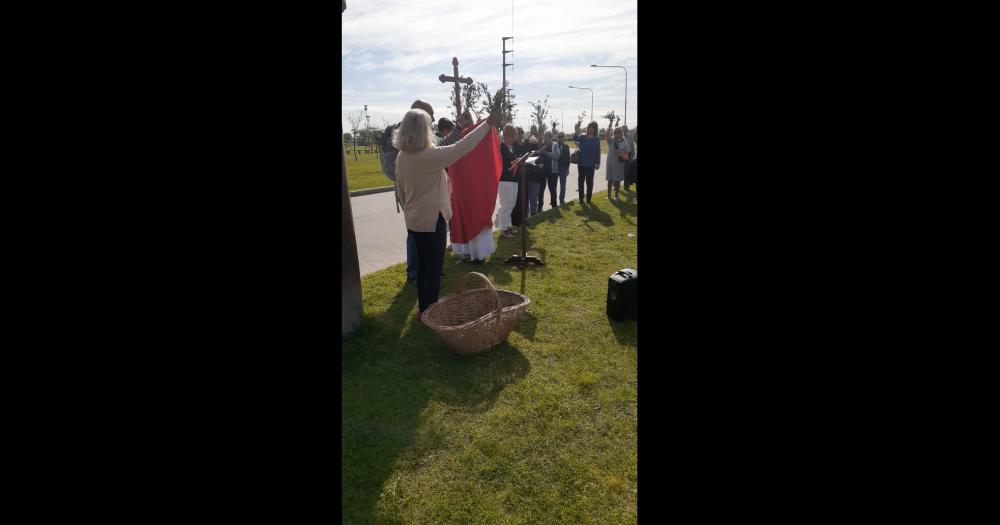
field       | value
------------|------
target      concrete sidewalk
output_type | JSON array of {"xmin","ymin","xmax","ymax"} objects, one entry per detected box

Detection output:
[{"xmin": 351, "ymin": 162, "xmax": 612, "ymax": 276}]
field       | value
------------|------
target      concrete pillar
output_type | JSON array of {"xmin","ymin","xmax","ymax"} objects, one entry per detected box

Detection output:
[{"xmin": 342, "ymin": 125, "xmax": 363, "ymax": 335}]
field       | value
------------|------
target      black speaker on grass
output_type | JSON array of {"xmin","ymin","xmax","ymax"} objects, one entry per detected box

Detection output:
[{"xmin": 607, "ymin": 268, "xmax": 637, "ymax": 321}]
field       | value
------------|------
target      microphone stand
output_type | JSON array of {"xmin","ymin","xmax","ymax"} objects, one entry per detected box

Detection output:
[{"xmin": 504, "ymin": 152, "xmax": 545, "ymax": 267}]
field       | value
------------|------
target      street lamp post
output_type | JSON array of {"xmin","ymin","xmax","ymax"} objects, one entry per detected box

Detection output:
[
  {"xmin": 568, "ymin": 86, "xmax": 593, "ymax": 124},
  {"xmin": 590, "ymin": 64, "xmax": 627, "ymax": 127}
]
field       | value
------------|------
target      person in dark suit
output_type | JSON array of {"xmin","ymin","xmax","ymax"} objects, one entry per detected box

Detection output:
[
  {"xmin": 537, "ymin": 131, "xmax": 571, "ymax": 206},
  {"xmin": 510, "ymin": 128, "xmax": 537, "ymax": 226},
  {"xmin": 528, "ymin": 131, "xmax": 553, "ymax": 215}
]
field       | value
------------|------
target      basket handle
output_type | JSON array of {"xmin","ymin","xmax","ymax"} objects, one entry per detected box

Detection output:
[{"xmin": 456, "ymin": 272, "xmax": 503, "ymax": 314}]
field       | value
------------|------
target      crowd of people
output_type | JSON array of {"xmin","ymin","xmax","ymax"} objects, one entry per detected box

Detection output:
[{"xmin": 384, "ymin": 98, "xmax": 637, "ymax": 320}]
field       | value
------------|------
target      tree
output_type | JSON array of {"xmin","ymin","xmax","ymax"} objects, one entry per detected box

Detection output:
[
  {"xmin": 529, "ymin": 96, "xmax": 550, "ymax": 141},
  {"xmin": 478, "ymin": 81, "xmax": 517, "ymax": 128},
  {"xmin": 344, "ymin": 109, "xmax": 365, "ymax": 161},
  {"xmin": 370, "ymin": 128, "xmax": 383, "ymax": 157},
  {"xmin": 343, "ymin": 132, "xmax": 352, "ymax": 143},
  {"xmin": 445, "ymin": 82, "xmax": 484, "ymax": 121}
]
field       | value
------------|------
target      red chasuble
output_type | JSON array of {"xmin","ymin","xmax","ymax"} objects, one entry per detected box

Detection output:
[{"xmin": 447, "ymin": 120, "xmax": 502, "ymax": 244}]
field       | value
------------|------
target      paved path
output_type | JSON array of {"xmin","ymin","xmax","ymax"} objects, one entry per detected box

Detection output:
[{"xmin": 351, "ymin": 162, "xmax": 612, "ymax": 276}]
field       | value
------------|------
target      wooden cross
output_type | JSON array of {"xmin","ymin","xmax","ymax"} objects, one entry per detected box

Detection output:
[{"xmin": 439, "ymin": 57, "xmax": 473, "ymax": 116}]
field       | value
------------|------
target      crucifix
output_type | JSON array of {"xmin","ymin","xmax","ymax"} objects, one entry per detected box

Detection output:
[{"xmin": 439, "ymin": 57, "xmax": 473, "ymax": 116}]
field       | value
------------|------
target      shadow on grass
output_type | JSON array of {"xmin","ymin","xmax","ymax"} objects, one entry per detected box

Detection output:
[
  {"xmin": 609, "ymin": 196, "xmax": 636, "ymax": 226},
  {"xmin": 574, "ymin": 202, "xmax": 613, "ymax": 229},
  {"xmin": 379, "ymin": 282, "xmax": 418, "ymax": 337},
  {"xmin": 607, "ymin": 317, "xmax": 637, "ymax": 346},
  {"xmin": 342, "ymin": 327, "xmax": 531, "ymax": 524}
]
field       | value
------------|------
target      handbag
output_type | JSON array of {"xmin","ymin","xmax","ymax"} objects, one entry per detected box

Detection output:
[
  {"xmin": 570, "ymin": 149, "xmax": 580, "ymax": 164},
  {"xmin": 617, "ymin": 151, "xmax": 630, "ymax": 162}
]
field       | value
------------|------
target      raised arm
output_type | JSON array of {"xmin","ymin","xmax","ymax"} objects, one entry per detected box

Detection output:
[
  {"xmin": 421, "ymin": 119, "xmax": 493, "ymax": 171},
  {"xmin": 537, "ymin": 142, "xmax": 558, "ymax": 160},
  {"xmin": 439, "ymin": 110, "xmax": 474, "ymax": 146},
  {"xmin": 438, "ymin": 127, "xmax": 462, "ymax": 147}
]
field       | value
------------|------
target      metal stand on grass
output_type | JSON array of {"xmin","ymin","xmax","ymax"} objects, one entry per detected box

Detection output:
[{"xmin": 504, "ymin": 153, "xmax": 544, "ymax": 268}]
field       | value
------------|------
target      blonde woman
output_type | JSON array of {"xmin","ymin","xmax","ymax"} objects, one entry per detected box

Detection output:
[
  {"xmin": 395, "ymin": 108, "xmax": 501, "ymax": 315},
  {"xmin": 497, "ymin": 124, "xmax": 520, "ymax": 237}
]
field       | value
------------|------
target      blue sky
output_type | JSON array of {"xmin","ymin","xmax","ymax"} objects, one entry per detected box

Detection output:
[{"xmin": 342, "ymin": 0, "xmax": 637, "ymax": 133}]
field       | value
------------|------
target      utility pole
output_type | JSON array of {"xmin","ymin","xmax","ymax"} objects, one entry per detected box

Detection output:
[{"xmin": 502, "ymin": 37, "xmax": 513, "ymax": 123}]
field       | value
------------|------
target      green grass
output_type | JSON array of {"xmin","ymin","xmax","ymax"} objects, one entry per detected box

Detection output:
[
  {"xmin": 342, "ymin": 192, "xmax": 637, "ymax": 524},
  {"xmin": 345, "ymin": 148, "xmax": 394, "ymax": 192}
]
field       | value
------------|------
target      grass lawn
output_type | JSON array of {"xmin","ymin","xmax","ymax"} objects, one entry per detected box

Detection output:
[
  {"xmin": 342, "ymin": 192, "xmax": 637, "ymax": 524},
  {"xmin": 345, "ymin": 148, "xmax": 394, "ymax": 192}
]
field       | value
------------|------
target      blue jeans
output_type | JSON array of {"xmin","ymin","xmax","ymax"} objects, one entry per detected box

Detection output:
[
  {"xmin": 406, "ymin": 232, "xmax": 418, "ymax": 281},
  {"xmin": 527, "ymin": 180, "xmax": 544, "ymax": 215}
]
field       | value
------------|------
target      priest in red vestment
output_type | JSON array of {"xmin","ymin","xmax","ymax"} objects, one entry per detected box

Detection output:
[{"xmin": 447, "ymin": 118, "xmax": 502, "ymax": 263}]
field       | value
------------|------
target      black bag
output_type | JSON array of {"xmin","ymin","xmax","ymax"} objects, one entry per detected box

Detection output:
[
  {"xmin": 607, "ymin": 269, "xmax": 637, "ymax": 321},
  {"xmin": 380, "ymin": 124, "xmax": 399, "ymax": 181},
  {"xmin": 625, "ymin": 157, "xmax": 638, "ymax": 186},
  {"xmin": 525, "ymin": 156, "xmax": 547, "ymax": 183}
]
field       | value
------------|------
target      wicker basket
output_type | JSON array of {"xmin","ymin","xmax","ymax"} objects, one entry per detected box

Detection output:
[{"xmin": 421, "ymin": 272, "xmax": 531, "ymax": 355}]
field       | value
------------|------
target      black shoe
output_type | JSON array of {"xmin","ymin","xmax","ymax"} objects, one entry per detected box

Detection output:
[
  {"xmin": 470, "ymin": 259, "xmax": 484, "ymax": 265},
  {"xmin": 550, "ymin": 202, "xmax": 558, "ymax": 208},
  {"xmin": 407, "ymin": 279, "xmax": 417, "ymax": 285}
]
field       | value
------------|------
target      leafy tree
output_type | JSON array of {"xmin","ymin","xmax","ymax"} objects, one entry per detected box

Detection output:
[
  {"xmin": 529, "ymin": 96, "xmax": 550, "ymax": 141},
  {"xmin": 478, "ymin": 81, "xmax": 517, "ymax": 129},
  {"xmin": 344, "ymin": 109, "xmax": 365, "ymax": 160}
]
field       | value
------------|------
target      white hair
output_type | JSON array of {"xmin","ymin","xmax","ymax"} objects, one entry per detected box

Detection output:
[{"xmin": 393, "ymin": 109, "xmax": 435, "ymax": 153}]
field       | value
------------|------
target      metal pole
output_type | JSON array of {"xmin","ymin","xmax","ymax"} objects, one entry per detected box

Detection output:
[
  {"xmin": 503, "ymin": 37, "xmax": 513, "ymax": 123},
  {"xmin": 591, "ymin": 65, "xmax": 627, "ymax": 127}
]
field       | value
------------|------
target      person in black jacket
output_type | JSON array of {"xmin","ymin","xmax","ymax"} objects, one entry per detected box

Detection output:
[
  {"xmin": 510, "ymin": 128, "xmax": 536, "ymax": 227},
  {"xmin": 528, "ymin": 131, "xmax": 552, "ymax": 216},
  {"xmin": 537, "ymin": 131, "xmax": 571, "ymax": 206}
]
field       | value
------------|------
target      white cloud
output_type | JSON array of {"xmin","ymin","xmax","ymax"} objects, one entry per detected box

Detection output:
[{"xmin": 341, "ymin": 0, "xmax": 638, "ymax": 130}]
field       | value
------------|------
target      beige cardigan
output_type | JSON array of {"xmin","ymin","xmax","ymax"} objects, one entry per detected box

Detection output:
[{"xmin": 395, "ymin": 120, "xmax": 491, "ymax": 232}]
